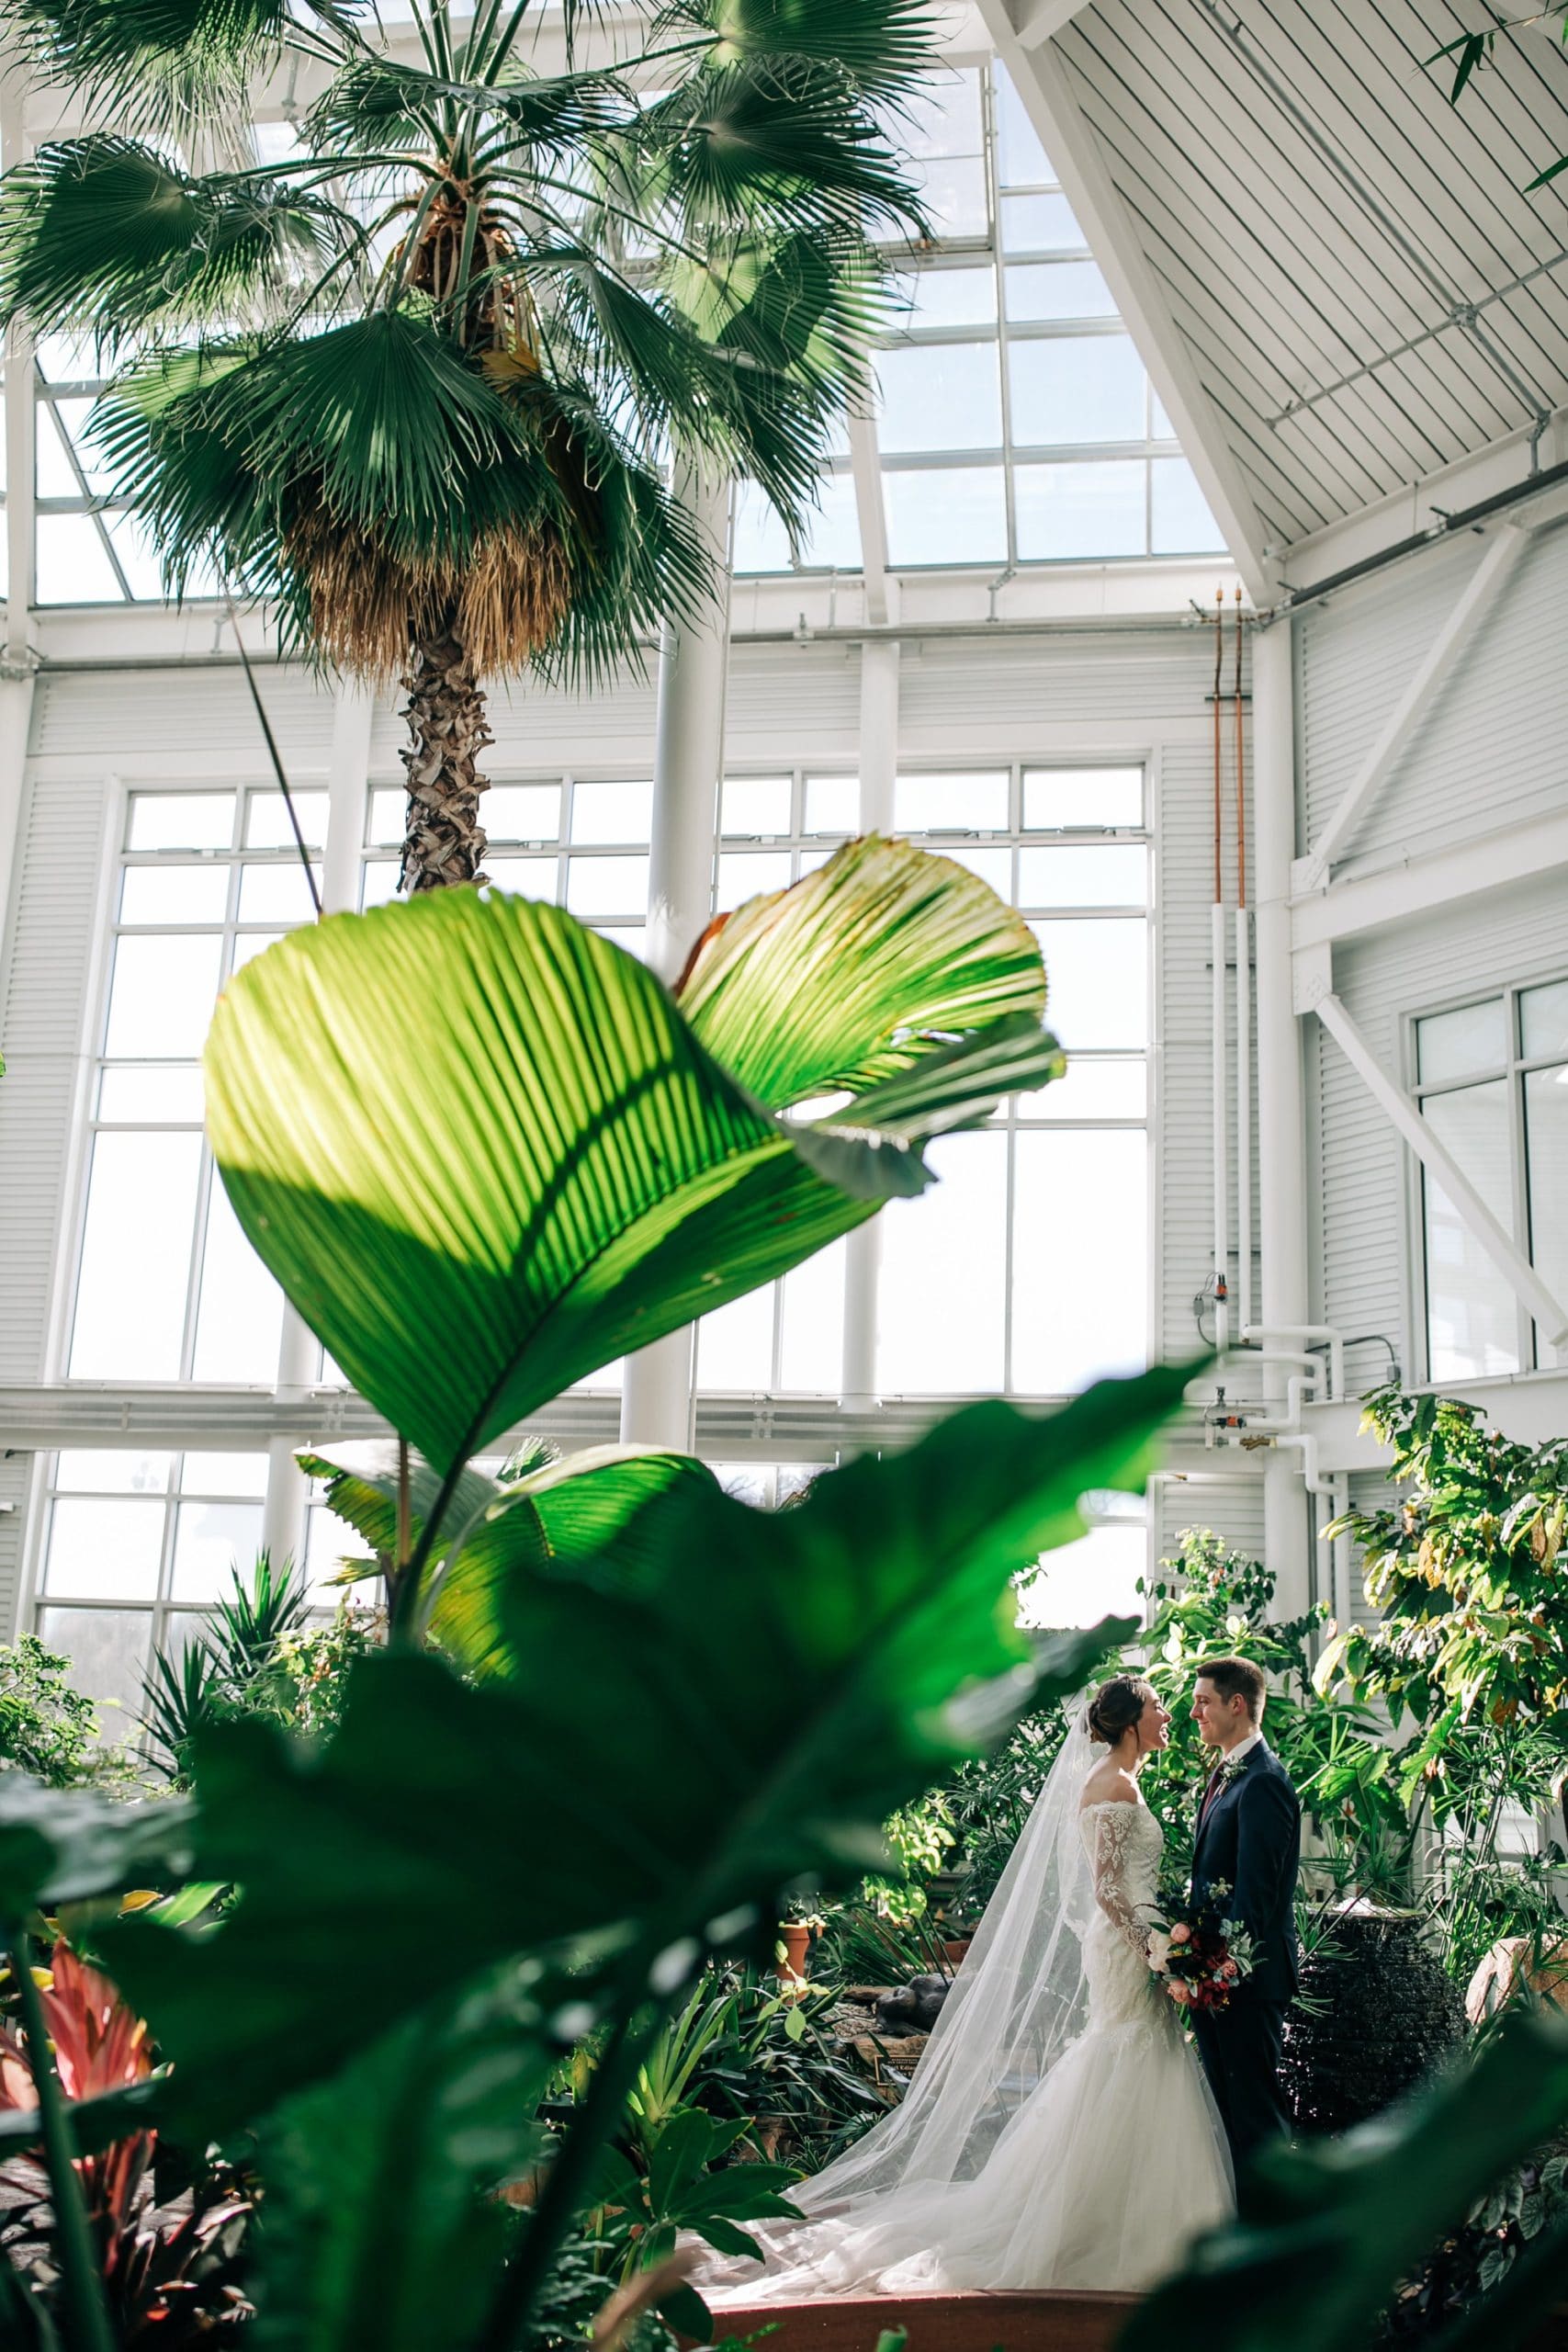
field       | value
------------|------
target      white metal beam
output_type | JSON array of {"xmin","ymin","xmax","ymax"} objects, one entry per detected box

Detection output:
[
  {"xmin": 846, "ymin": 412, "xmax": 895, "ymax": 628},
  {"xmin": 1314, "ymin": 990, "xmax": 1568, "ymax": 1350},
  {"xmin": 620, "ymin": 457, "xmax": 731, "ymax": 1451},
  {"xmin": 1009, "ymin": 0, "xmax": 1092, "ymax": 48},
  {"xmin": 840, "ymin": 633, "xmax": 899, "ymax": 1411},
  {"xmin": 1294, "ymin": 525, "xmax": 1527, "ymax": 892},
  {"xmin": 975, "ymin": 3, "xmax": 1275, "ymax": 605},
  {"xmin": 1292, "ymin": 802, "xmax": 1568, "ymax": 953}
]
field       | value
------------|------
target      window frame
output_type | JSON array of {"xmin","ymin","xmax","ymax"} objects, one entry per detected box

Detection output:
[{"xmin": 1406, "ymin": 970, "xmax": 1568, "ymax": 1383}]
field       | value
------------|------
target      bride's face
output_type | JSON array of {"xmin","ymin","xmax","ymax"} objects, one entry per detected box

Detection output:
[{"xmin": 1137, "ymin": 1694, "xmax": 1171, "ymax": 1754}]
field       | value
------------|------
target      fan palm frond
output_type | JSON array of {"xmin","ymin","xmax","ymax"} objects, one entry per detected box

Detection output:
[
  {"xmin": 1, "ymin": 0, "xmax": 942, "ymax": 880},
  {"xmin": 0, "ymin": 137, "xmax": 351, "ymax": 347}
]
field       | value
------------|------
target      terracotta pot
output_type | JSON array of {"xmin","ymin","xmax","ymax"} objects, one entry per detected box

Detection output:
[
  {"xmin": 943, "ymin": 1936, "xmax": 975, "ymax": 1967},
  {"xmin": 1466, "ymin": 1933, "xmax": 1568, "ymax": 2026},
  {"xmin": 776, "ymin": 1921, "xmax": 812, "ymax": 1984}
]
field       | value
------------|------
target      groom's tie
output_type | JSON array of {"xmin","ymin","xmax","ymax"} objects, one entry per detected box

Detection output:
[{"xmin": 1198, "ymin": 1763, "xmax": 1224, "ymax": 1827}]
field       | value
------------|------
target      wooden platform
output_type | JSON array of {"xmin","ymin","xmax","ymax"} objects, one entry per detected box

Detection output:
[{"xmin": 698, "ymin": 2290, "xmax": 1135, "ymax": 2350}]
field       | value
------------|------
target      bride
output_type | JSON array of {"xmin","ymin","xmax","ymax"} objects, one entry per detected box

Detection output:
[{"xmin": 694, "ymin": 1675, "xmax": 1234, "ymax": 2302}]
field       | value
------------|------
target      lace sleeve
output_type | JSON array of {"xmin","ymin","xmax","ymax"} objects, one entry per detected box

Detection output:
[{"xmin": 1088, "ymin": 1804, "xmax": 1152, "ymax": 1962}]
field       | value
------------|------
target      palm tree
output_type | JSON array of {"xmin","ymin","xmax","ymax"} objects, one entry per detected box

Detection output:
[{"xmin": 0, "ymin": 0, "xmax": 933, "ymax": 887}]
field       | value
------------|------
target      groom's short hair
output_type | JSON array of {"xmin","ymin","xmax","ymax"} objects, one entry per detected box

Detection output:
[{"xmin": 1195, "ymin": 1655, "xmax": 1267, "ymax": 1721}]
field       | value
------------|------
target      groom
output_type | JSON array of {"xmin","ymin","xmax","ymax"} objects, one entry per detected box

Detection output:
[{"xmin": 1189, "ymin": 1655, "xmax": 1301, "ymax": 2165}]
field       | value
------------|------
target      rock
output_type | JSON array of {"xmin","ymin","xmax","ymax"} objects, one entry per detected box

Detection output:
[{"xmin": 1465, "ymin": 1934, "xmax": 1568, "ymax": 2025}]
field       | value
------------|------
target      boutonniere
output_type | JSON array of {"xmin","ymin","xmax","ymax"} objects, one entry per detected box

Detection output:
[{"xmin": 1215, "ymin": 1755, "xmax": 1250, "ymax": 1791}]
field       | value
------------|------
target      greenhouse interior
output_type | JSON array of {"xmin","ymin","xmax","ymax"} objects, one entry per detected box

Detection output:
[{"xmin": 0, "ymin": 0, "xmax": 1566, "ymax": 2346}]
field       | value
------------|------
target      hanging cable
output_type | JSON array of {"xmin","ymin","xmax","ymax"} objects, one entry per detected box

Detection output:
[{"xmin": 223, "ymin": 587, "xmax": 323, "ymax": 921}]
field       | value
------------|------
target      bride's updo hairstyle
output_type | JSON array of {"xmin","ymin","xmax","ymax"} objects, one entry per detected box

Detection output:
[{"xmin": 1086, "ymin": 1675, "xmax": 1156, "ymax": 1747}]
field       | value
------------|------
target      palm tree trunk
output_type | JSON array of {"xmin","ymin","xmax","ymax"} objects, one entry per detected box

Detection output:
[{"xmin": 400, "ymin": 620, "xmax": 492, "ymax": 892}]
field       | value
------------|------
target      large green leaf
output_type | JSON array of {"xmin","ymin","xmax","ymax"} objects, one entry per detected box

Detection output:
[
  {"xmin": 249, "ymin": 1978, "xmax": 550, "ymax": 2352},
  {"xmin": 1122, "ymin": 2007, "xmax": 1568, "ymax": 2352},
  {"xmin": 103, "ymin": 1369, "xmax": 1183, "ymax": 2129},
  {"xmin": 299, "ymin": 1442, "xmax": 722, "ymax": 1669},
  {"xmin": 205, "ymin": 882, "xmax": 1058, "ymax": 1474},
  {"xmin": 675, "ymin": 832, "xmax": 1053, "ymax": 1108},
  {"xmin": 0, "ymin": 1777, "xmax": 192, "ymax": 1919}
]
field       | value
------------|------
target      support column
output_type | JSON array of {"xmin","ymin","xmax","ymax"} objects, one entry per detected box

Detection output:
[
  {"xmin": 1252, "ymin": 619, "xmax": 1312, "ymax": 1614},
  {"xmin": 840, "ymin": 635, "xmax": 898, "ymax": 1409},
  {"xmin": 620, "ymin": 458, "xmax": 731, "ymax": 1450},
  {"xmin": 262, "ymin": 678, "xmax": 374, "ymax": 1571},
  {"xmin": 321, "ymin": 677, "xmax": 375, "ymax": 916},
  {"xmin": 0, "ymin": 79, "xmax": 38, "ymax": 961},
  {"xmin": 263, "ymin": 1310, "xmax": 317, "ymax": 1573}
]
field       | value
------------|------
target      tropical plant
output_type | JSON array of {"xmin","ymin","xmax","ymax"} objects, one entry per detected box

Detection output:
[
  {"xmin": 0, "ymin": 1634, "xmax": 112, "ymax": 1789},
  {"xmin": 1426, "ymin": 17, "xmax": 1568, "ymax": 192},
  {"xmin": 587, "ymin": 2105, "xmax": 800, "ymax": 2285},
  {"xmin": 0, "ymin": 0, "xmax": 936, "ymax": 887},
  {"xmin": 139, "ymin": 1550, "xmax": 311, "ymax": 1775},
  {"xmin": 207, "ymin": 840, "xmax": 1060, "ymax": 1632},
  {"xmin": 1134, "ymin": 1526, "xmax": 1414, "ymax": 1903},
  {"xmin": 1317, "ymin": 1385, "xmax": 1568, "ymax": 1977},
  {"xmin": 0, "ymin": 844, "xmax": 1193, "ymax": 2346},
  {"xmin": 1122, "ymin": 2003, "xmax": 1568, "ymax": 2352},
  {"xmin": 0, "ymin": 1942, "xmax": 250, "ymax": 2346}
]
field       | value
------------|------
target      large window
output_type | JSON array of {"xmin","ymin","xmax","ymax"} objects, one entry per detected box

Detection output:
[
  {"xmin": 694, "ymin": 763, "xmax": 1151, "ymax": 1399},
  {"xmin": 1414, "ymin": 977, "xmax": 1568, "ymax": 1380},
  {"xmin": 731, "ymin": 61, "xmax": 1224, "ymax": 578},
  {"xmin": 31, "ymin": 1448, "xmax": 269, "ymax": 1726},
  {"xmin": 69, "ymin": 787, "xmax": 321, "ymax": 1385}
]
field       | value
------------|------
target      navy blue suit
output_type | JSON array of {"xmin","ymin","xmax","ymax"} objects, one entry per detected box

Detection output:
[{"xmin": 1189, "ymin": 1737, "xmax": 1301, "ymax": 2165}]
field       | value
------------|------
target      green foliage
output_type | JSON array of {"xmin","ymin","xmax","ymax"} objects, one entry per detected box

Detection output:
[
  {"xmin": 1424, "ymin": 16, "xmax": 1568, "ymax": 190},
  {"xmin": 1317, "ymin": 1385, "xmax": 1568, "ymax": 1975},
  {"xmin": 140, "ymin": 1551, "xmax": 316, "ymax": 1776},
  {"xmin": 0, "ymin": 0, "xmax": 939, "ymax": 693},
  {"xmin": 589, "ymin": 2107, "xmax": 800, "ymax": 2275},
  {"xmin": 1137, "ymin": 1526, "xmax": 1412, "ymax": 1903},
  {"xmin": 299, "ymin": 1441, "xmax": 721, "ymax": 1672},
  {"xmin": 204, "ymin": 858, "xmax": 1057, "ymax": 1484},
  {"xmin": 1125, "ymin": 2007, "xmax": 1568, "ymax": 2352},
  {"xmin": 0, "ymin": 1634, "xmax": 110, "ymax": 1788},
  {"xmin": 248, "ymin": 1974, "xmax": 550, "ymax": 2352},
  {"xmin": 100, "ymin": 1378, "xmax": 1168, "ymax": 2134},
  {"xmin": 1386, "ymin": 2143, "xmax": 1568, "ymax": 2340},
  {"xmin": 1319, "ymin": 1385, "xmax": 1568, "ymax": 1739}
]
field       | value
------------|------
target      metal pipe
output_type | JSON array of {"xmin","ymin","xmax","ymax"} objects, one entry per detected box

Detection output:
[
  {"xmin": 1235, "ymin": 904, "xmax": 1253, "ymax": 1342},
  {"xmin": 1251, "ymin": 618, "xmax": 1313, "ymax": 1614},
  {"xmin": 1212, "ymin": 899, "xmax": 1230, "ymax": 1353},
  {"xmin": 1269, "ymin": 454, "xmax": 1568, "ymax": 625}
]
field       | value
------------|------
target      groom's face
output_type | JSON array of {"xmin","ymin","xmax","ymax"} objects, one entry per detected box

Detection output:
[{"xmin": 1192, "ymin": 1676, "xmax": 1249, "ymax": 1749}]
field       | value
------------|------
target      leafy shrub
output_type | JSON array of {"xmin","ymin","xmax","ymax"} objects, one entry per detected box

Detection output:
[{"xmin": 0, "ymin": 1635, "xmax": 118, "ymax": 1789}]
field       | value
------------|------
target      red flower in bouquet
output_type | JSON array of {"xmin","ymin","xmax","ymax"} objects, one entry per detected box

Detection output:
[{"xmin": 1146, "ymin": 1892, "xmax": 1255, "ymax": 2014}]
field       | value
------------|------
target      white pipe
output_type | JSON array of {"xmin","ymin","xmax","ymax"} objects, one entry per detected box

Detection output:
[
  {"xmin": 1235, "ymin": 905, "xmax": 1253, "ymax": 1338},
  {"xmin": 1276, "ymin": 1430, "xmax": 1335, "ymax": 1498},
  {"xmin": 1211, "ymin": 899, "xmax": 1230, "ymax": 1351},
  {"xmin": 1252, "ymin": 620, "xmax": 1312, "ymax": 1616},
  {"xmin": 1239, "ymin": 1321, "xmax": 1344, "ymax": 1402},
  {"xmin": 1329, "ymin": 1471, "xmax": 1353, "ymax": 1628}
]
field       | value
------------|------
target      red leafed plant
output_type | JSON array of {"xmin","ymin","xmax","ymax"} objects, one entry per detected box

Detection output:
[{"xmin": 0, "ymin": 1941, "xmax": 250, "ymax": 2344}]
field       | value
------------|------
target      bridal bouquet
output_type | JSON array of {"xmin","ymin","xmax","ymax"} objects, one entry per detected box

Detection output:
[{"xmin": 1146, "ymin": 1891, "xmax": 1256, "ymax": 2014}]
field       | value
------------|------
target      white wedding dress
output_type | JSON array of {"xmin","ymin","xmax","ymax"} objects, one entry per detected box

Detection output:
[{"xmin": 694, "ymin": 1725, "xmax": 1234, "ymax": 2305}]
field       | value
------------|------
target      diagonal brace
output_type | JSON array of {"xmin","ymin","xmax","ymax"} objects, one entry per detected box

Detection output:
[{"xmin": 1314, "ymin": 990, "xmax": 1568, "ymax": 1351}]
